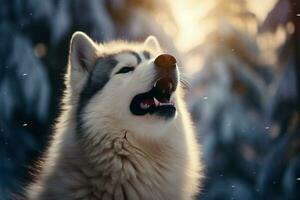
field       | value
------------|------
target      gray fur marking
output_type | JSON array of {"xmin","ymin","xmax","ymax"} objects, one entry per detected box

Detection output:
[{"xmin": 77, "ymin": 55, "xmax": 117, "ymax": 133}]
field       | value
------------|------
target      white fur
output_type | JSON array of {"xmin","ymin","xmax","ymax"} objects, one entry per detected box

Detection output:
[{"xmin": 26, "ymin": 32, "xmax": 203, "ymax": 200}]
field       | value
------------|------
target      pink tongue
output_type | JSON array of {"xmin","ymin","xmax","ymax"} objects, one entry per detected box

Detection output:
[{"xmin": 141, "ymin": 98, "xmax": 155, "ymax": 106}]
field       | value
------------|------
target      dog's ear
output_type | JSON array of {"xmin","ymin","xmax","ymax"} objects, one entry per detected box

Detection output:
[
  {"xmin": 144, "ymin": 35, "xmax": 161, "ymax": 52},
  {"xmin": 68, "ymin": 32, "xmax": 97, "ymax": 91},
  {"xmin": 70, "ymin": 31, "xmax": 97, "ymax": 72}
]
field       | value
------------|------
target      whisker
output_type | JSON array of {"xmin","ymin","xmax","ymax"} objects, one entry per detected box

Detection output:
[{"xmin": 179, "ymin": 76, "xmax": 191, "ymax": 90}]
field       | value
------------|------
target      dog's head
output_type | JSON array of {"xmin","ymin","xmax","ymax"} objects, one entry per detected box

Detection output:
[{"xmin": 68, "ymin": 32, "xmax": 180, "ymax": 137}]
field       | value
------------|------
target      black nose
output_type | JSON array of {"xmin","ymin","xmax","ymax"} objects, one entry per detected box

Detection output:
[
  {"xmin": 153, "ymin": 54, "xmax": 178, "ymax": 91},
  {"xmin": 154, "ymin": 54, "xmax": 176, "ymax": 70}
]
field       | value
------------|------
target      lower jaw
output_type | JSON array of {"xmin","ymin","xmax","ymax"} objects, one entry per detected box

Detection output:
[{"xmin": 152, "ymin": 105, "xmax": 176, "ymax": 119}]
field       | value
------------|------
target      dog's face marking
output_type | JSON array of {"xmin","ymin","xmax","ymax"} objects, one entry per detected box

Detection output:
[
  {"xmin": 77, "ymin": 56, "xmax": 117, "ymax": 115},
  {"xmin": 143, "ymin": 51, "xmax": 151, "ymax": 60},
  {"xmin": 120, "ymin": 50, "xmax": 142, "ymax": 65},
  {"xmin": 76, "ymin": 49, "xmax": 152, "ymax": 117},
  {"xmin": 69, "ymin": 32, "xmax": 178, "ymax": 138}
]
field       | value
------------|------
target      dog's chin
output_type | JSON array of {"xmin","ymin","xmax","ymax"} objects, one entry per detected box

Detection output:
[{"xmin": 130, "ymin": 77, "xmax": 177, "ymax": 120}]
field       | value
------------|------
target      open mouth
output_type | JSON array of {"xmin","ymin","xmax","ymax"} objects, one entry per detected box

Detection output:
[{"xmin": 130, "ymin": 77, "xmax": 176, "ymax": 119}]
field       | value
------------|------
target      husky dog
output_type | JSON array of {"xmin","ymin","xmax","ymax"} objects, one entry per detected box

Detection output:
[{"xmin": 26, "ymin": 32, "xmax": 202, "ymax": 200}]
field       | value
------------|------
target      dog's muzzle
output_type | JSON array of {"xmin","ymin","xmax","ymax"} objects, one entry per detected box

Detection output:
[{"xmin": 130, "ymin": 54, "xmax": 178, "ymax": 119}]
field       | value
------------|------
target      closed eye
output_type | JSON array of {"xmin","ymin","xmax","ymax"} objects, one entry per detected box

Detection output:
[{"xmin": 116, "ymin": 66, "xmax": 135, "ymax": 74}]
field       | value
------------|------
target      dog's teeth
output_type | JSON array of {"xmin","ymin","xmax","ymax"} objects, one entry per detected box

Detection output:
[
  {"xmin": 159, "ymin": 102, "xmax": 174, "ymax": 106},
  {"xmin": 140, "ymin": 103, "xmax": 150, "ymax": 109},
  {"xmin": 154, "ymin": 98, "xmax": 160, "ymax": 106},
  {"xmin": 169, "ymin": 83, "xmax": 173, "ymax": 90}
]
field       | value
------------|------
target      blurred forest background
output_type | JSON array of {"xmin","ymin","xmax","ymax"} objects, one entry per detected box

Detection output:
[{"xmin": 0, "ymin": 0, "xmax": 299, "ymax": 199}]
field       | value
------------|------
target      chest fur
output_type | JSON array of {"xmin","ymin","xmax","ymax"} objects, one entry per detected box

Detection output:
[{"xmin": 69, "ymin": 134, "xmax": 184, "ymax": 200}]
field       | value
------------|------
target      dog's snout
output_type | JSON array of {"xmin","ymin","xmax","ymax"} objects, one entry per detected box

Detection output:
[
  {"xmin": 153, "ymin": 54, "xmax": 178, "ymax": 91},
  {"xmin": 154, "ymin": 54, "xmax": 176, "ymax": 70}
]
